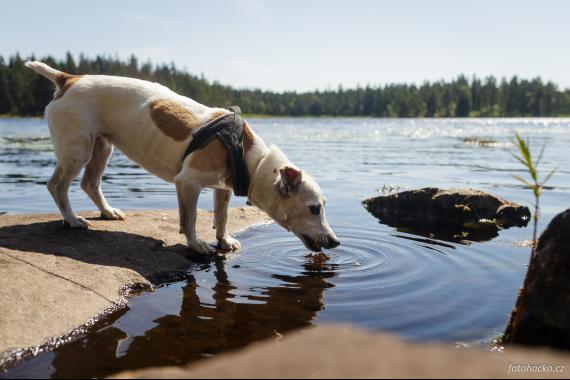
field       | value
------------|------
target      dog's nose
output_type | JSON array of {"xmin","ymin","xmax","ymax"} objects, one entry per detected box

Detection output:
[{"xmin": 325, "ymin": 236, "xmax": 341, "ymax": 249}]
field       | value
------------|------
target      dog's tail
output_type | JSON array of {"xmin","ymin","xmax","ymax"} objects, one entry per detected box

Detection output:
[{"xmin": 24, "ymin": 61, "xmax": 65, "ymax": 86}]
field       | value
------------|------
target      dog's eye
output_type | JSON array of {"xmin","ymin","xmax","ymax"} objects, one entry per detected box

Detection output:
[{"xmin": 309, "ymin": 205, "xmax": 321, "ymax": 215}]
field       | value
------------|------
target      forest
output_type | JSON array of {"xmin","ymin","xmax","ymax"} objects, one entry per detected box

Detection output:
[{"xmin": 1, "ymin": 53, "xmax": 570, "ymax": 117}]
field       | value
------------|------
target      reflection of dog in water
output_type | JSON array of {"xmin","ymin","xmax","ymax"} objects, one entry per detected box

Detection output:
[
  {"xmin": 47, "ymin": 257, "xmax": 338, "ymax": 376},
  {"xmin": 26, "ymin": 61, "xmax": 340, "ymax": 254}
]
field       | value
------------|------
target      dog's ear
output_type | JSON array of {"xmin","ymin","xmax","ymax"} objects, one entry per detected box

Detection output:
[{"xmin": 278, "ymin": 166, "xmax": 302, "ymax": 197}]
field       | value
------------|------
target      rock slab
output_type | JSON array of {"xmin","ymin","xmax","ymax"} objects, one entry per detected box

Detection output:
[
  {"xmin": 0, "ymin": 208, "xmax": 270, "ymax": 355},
  {"xmin": 110, "ymin": 325, "xmax": 570, "ymax": 379},
  {"xmin": 504, "ymin": 209, "xmax": 570, "ymax": 349}
]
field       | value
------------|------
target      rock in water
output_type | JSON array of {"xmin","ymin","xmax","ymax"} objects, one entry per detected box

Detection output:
[
  {"xmin": 463, "ymin": 138, "xmax": 501, "ymax": 147},
  {"xmin": 363, "ymin": 187, "xmax": 530, "ymax": 228},
  {"xmin": 504, "ymin": 209, "xmax": 570, "ymax": 349}
]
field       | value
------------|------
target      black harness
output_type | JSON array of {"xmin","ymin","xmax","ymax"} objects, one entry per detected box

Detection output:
[{"xmin": 182, "ymin": 106, "xmax": 250, "ymax": 197}]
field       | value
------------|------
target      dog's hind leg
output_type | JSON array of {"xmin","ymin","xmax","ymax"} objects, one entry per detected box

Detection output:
[
  {"xmin": 214, "ymin": 189, "xmax": 241, "ymax": 251},
  {"xmin": 81, "ymin": 135, "xmax": 126, "ymax": 220},
  {"xmin": 47, "ymin": 134, "xmax": 95, "ymax": 229}
]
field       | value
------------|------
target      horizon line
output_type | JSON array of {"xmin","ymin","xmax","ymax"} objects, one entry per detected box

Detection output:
[{"xmin": 4, "ymin": 51, "xmax": 570, "ymax": 94}]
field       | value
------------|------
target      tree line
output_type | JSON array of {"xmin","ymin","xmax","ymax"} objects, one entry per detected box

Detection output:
[{"xmin": 1, "ymin": 53, "xmax": 569, "ymax": 117}]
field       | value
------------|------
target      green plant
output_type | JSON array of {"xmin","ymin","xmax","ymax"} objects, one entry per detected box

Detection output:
[
  {"xmin": 510, "ymin": 132, "xmax": 557, "ymax": 253},
  {"xmin": 502, "ymin": 133, "xmax": 557, "ymax": 344}
]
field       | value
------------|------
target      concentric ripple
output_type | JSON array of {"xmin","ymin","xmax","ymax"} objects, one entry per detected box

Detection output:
[{"xmin": 209, "ymin": 223, "xmax": 526, "ymax": 343}]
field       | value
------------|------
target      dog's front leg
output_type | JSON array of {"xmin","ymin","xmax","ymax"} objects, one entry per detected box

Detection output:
[
  {"xmin": 175, "ymin": 176, "xmax": 214, "ymax": 255},
  {"xmin": 214, "ymin": 189, "xmax": 241, "ymax": 251}
]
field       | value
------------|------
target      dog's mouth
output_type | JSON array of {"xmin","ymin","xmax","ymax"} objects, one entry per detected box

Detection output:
[{"xmin": 301, "ymin": 234, "xmax": 322, "ymax": 252}]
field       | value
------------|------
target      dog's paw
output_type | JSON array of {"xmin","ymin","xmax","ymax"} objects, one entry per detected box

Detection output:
[
  {"xmin": 63, "ymin": 216, "xmax": 91, "ymax": 229},
  {"xmin": 101, "ymin": 208, "xmax": 126, "ymax": 221},
  {"xmin": 218, "ymin": 236, "xmax": 241, "ymax": 251},
  {"xmin": 188, "ymin": 239, "xmax": 215, "ymax": 255}
]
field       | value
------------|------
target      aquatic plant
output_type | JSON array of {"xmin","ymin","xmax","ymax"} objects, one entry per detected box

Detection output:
[
  {"xmin": 502, "ymin": 132, "xmax": 557, "ymax": 344},
  {"xmin": 510, "ymin": 132, "xmax": 556, "ymax": 253}
]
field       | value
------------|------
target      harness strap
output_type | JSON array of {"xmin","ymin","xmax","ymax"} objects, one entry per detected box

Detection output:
[{"xmin": 181, "ymin": 106, "xmax": 250, "ymax": 197}]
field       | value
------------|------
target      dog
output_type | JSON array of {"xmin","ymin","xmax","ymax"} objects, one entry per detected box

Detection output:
[{"xmin": 25, "ymin": 61, "xmax": 340, "ymax": 254}]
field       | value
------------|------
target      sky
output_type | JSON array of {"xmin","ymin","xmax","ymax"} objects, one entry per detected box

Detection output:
[{"xmin": 2, "ymin": 0, "xmax": 570, "ymax": 92}]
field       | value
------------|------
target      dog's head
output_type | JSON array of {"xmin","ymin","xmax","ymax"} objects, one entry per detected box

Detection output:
[{"xmin": 249, "ymin": 146, "xmax": 340, "ymax": 252}]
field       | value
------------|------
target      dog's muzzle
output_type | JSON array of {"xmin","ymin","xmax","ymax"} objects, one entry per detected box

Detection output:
[{"xmin": 302, "ymin": 234, "xmax": 341, "ymax": 251}]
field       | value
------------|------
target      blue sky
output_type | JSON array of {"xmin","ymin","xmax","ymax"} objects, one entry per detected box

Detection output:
[{"xmin": 3, "ymin": 0, "xmax": 569, "ymax": 91}]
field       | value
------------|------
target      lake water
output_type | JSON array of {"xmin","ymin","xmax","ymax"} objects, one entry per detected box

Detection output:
[{"xmin": 1, "ymin": 117, "xmax": 569, "ymax": 378}]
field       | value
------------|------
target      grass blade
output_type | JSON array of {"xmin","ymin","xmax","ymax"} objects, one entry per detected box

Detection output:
[
  {"xmin": 512, "ymin": 175, "xmax": 533, "ymax": 188},
  {"xmin": 541, "ymin": 167, "xmax": 558, "ymax": 186}
]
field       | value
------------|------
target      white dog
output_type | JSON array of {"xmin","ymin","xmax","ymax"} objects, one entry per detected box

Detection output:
[{"xmin": 25, "ymin": 61, "xmax": 340, "ymax": 254}]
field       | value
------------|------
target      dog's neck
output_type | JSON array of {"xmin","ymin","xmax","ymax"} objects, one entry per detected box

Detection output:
[
  {"xmin": 244, "ymin": 130, "xmax": 293, "ymax": 219},
  {"xmin": 244, "ymin": 128, "xmax": 269, "ymax": 181},
  {"xmin": 244, "ymin": 128, "xmax": 270, "ymax": 206}
]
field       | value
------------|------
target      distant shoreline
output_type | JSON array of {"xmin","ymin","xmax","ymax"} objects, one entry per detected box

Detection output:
[
  {"xmin": 0, "ymin": 115, "xmax": 43, "ymax": 119},
  {"xmin": 4, "ymin": 54, "xmax": 570, "ymax": 118}
]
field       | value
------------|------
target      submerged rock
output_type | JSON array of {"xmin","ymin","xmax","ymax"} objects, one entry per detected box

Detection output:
[
  {"xmin": 503, "ymin": 209, "xmax": 570, "ymax": 349},
  {"xmin": 363, "ymin": 187, "xmax": 530, "ymax": 228},
  {"xmin": 463, "ymin": 138, "xmax": 501, "ymax": 147}
]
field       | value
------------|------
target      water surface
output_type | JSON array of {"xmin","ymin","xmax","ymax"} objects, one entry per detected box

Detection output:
[{"xmin": 1, "ymin": 117, "xmax": 569, "ymax": 378}]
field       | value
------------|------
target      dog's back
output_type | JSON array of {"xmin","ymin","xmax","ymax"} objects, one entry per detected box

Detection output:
[{"xmin": 26, "ymin": 61, "xmax": 228, "ymax": 182}]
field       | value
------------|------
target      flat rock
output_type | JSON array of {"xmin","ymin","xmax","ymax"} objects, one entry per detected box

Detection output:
[
  {"xmin": 504, "ymin": 209, "xmax": 570, "ymax": 349},
  {"xmin": 363, "ymin": 188, "xmax": 530, "ymax": 242},
  {"xmin": 0, "ymin": 208, "xmax": 270, "ymax": 356},
  {"xmin": 110, "ymin": 324, "xmax": 570, "ymax": 379},
  {"xmin": 463, "ymin": 137, "xmax": 502, "ymax": 147}
]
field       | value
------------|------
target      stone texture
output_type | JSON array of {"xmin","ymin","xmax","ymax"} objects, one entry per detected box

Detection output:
[
  {"xmin": 0, "ymin": 208, "xmax": 270, "ymax": 354},
  {"xmin": 110, "ymin": 325, "xmax": 570, "ymax": 379},
  {"xmin": 504, "ymin": 209, "xmax": 570, "ymax": 349},
  {"xmin": 363, "ymin": 188, "xmax": 530, "ymax": 242}
]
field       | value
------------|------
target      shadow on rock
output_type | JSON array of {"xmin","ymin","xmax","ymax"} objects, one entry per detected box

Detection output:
[{"xmin": 0, "ymin": 220, "xmax": 197, "ymax": 284}]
